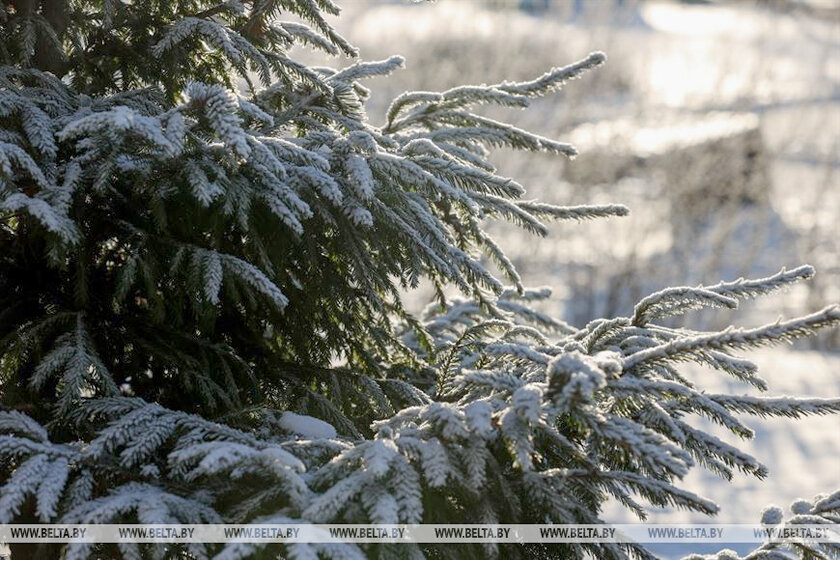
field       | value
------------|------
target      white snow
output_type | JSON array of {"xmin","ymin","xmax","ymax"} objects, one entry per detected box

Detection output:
[{"xmin": 278, "ymin": 411, "xmax": 338, "ymax": 440}]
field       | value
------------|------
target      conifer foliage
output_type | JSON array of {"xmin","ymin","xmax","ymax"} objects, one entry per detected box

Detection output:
[{"xmin": 0, "ymin": 0, "xmax": 838, "ymax": 560}]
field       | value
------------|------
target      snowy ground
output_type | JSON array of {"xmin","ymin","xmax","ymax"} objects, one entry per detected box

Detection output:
[
  {"xmin": 316, "ymin": 0, "xmax": 840, "ymax": 558},
  {"xmin": 333, "ymin": 0, "xmax": 840, "ymax": 342}
]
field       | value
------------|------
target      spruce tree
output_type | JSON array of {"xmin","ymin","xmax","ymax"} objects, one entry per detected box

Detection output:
[
  {"xmin": 686, "ymin": 490, "xmax": 840, "ymax": 560},
  {"xmin": 0, "ymin": 0, "xmax": 838, "ymax": 560}
]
